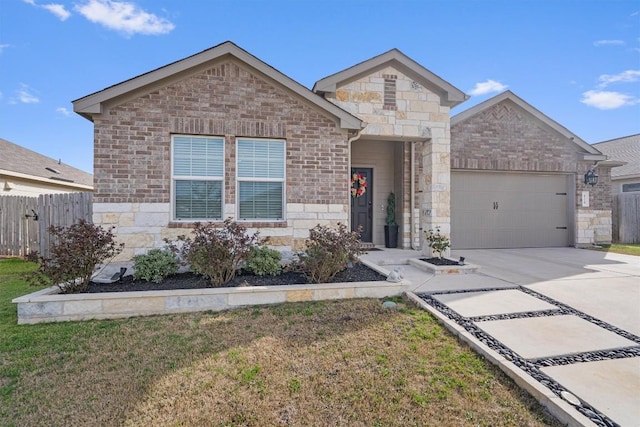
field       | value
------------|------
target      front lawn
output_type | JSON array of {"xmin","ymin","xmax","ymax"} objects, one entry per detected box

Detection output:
[
  {"xmin": 589, "ymin": 243, "xmax": 640, "ymax": 256},
  {"xmin": 0, "ymin": 258, "xmax": 560, "ymax": 426}
]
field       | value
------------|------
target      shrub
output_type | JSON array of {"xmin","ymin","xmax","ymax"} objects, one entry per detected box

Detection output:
[
  {"xmin": 296, "ymin": 223, "xmax": 363, "ymax": 284},
  {"xmin": 132, "ymin": 249, "xmax": 179, "ymax": 283},
  {"xmin": 167, "ymin": 219, "xmax": 258, "ymax": 287},
  {"xmin": 246, "ymin": 246, "xmax": 281, "ymax": 276},
  {"xmin": 31, "ymin": 219, "xmax": 123, "ymax": 293},
  {"xmin": 425, "ymin": 227, "xmax": 450, "ymax": 259}
]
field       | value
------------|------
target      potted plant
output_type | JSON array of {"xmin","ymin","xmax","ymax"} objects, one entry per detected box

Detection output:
[{"xmin": 384, "ymin": 192, "xmax": 399, "ymax": 248}]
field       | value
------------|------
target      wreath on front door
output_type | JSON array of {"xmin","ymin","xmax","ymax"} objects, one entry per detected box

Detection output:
[{"xmin": 350, "ymin": 173, "xmax": 367, "ymax": 198}]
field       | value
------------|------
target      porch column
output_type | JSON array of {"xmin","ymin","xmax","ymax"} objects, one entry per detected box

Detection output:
[{"xmin": 420, "ymin": 126, "xmax": 451, "ymax": 256}]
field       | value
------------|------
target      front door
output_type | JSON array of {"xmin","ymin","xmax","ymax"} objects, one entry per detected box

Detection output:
[{"xmin": 350, "ymin": 168, "xmax": 373, "ymax": 242}]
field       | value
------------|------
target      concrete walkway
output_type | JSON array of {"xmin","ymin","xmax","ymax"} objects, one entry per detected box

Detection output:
[{"xmin": 361, "ymin": 247, "xmax": 640, "ymax": 427}]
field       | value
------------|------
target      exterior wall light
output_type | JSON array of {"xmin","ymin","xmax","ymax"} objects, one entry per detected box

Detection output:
[{"xmin": 584, "ymin": 169, "xmax": 598, "ymax": 186}]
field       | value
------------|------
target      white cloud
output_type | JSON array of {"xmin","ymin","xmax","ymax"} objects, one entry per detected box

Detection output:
[
  {"xmin": 75, "ymin": 0, "xmax": 175, "ymax": 36},
  {"xmin": 468, "ymin": 79, "xmax": 508, "ymax": 96},
  {"xmin": 597, "ymin": 70, "xmax": 640, "ymax": 87},
  {"xmin": 0, "ymin": 44, "xmax": 10, "ymax": 54},
  {"xmin": 22, "ymin": 0, "xmax": 71, "ymax": 21},
  {"xmin": 581, "ymin": 90, "xmax": 639, "ymax": 110},
  {"xmin": 56, "ymin": 107, "xmax": 71, "ymax": 116},
  {"xmin": 593, "ymin": 40, "xmax": 625, "ymax": 47},
  {"xmin": 42, "ymin": 4, "xmax": 71, "ymax": 21},
  {"xmin": 10, "ymin": 84, "xmax": 40, "ymax": 104}
]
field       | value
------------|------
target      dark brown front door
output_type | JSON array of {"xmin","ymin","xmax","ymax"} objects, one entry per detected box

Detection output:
[{"xmin": 351, "ymin": 168, "xmax": 373, "ymax": 242}]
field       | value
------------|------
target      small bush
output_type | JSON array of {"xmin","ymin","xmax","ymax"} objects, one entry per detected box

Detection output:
[
  {"xmin": 133, "ymin": 249, "xmax": 179, "ymax": 283},
  {"xmin": 31, "ymin": 219, "xmax": 123, "ymax": 293},
  {"xmin": 246, "ymin": 246, "xmax": 281, "ymax": 276},
  {"xmin": 167, "ymin": 219, "xmax": 258, "ymax": 287},
  {"xmin": 296, "ymin": 223, "xmax": 363, "ymax": 284},
  {"xmin": 425, "ymin": 227, "xmax": 450, "ymax": 259}
]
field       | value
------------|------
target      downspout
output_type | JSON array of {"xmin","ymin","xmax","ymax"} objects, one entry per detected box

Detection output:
[
  {"xmin": 348, "ymin": 125, "xmax": 367, "ymax": 223},
  {"xmin": 410, "ymin": 141, "xmax": 417, "ymax": 250}
]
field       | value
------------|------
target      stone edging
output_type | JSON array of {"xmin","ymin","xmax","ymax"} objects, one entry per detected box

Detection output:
[
  {"xmin": 408, "ymin": 258, "xmax": 479, "ymax": 275},
  {"xmin": 12, "ymin": 259, "xmax": 409, "ymax": 324}
]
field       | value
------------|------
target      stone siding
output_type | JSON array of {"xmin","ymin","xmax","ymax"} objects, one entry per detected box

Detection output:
[
  {"xmin": 576, "ymin": 209, "xmax": 612, "ymax": 246},
  {"xmin": 94, "ymin": 202, "xmax": 348, "ymax": 261},
  {"xmin": 327, "ymin": 66, "xmax": 452, "ymax": 253}
]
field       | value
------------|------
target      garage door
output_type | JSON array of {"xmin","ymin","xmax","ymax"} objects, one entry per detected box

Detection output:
[{"xmin": 451, "ymin": 172, "xmax": 571, "ymax": 249}]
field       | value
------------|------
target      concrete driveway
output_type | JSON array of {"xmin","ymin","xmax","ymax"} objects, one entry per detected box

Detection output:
[{"xmin": 365, "ymin": 247, "xmax": 640, "ymax": 426}]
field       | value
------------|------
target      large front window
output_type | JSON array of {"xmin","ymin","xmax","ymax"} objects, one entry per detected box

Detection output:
[
  {"xmin": 237, "ymin": 138, "xmax": 285, "ymax": 220},
  {"xmin": 172, "ymin": 135, "xmax": 224, "ymax": 220}
]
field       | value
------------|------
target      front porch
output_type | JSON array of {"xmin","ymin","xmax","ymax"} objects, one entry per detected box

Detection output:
[{"xmin": 350, "ymin": 139, "xmax": 422, "ymax": 249}]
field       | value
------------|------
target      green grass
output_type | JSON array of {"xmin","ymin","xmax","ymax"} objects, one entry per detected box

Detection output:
[
  {"xmin": 0, "ymin": 258, "xmax": 562, "ymax": 426},
  {"xmin": 589, "ymin": 243, "xmax": 640, "ymax": 256}
]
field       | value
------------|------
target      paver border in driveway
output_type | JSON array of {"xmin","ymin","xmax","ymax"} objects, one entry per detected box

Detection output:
[{"xmin": 409, "ymin": 286, "xmax": 640, "ymax": 427}]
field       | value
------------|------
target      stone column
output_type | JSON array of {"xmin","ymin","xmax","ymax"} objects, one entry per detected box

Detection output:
[{"xmin": 420, "ymin": 123, "xmax": 451, "ymax": 256}]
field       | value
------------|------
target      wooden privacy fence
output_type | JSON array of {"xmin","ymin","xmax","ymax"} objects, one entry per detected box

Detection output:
[
  {"xmin": 612, "ymin": 193, "xmax": 640, "ymax": 244},
  {"xmin": 0, "ymin": 192, "xmax": 93, "ymax": 258},
  {"xmin": 0, "ymin": 196, "xmax": 38, "ymax": 257}
]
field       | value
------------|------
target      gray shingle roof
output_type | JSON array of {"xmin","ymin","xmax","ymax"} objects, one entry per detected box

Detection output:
[
  {"xmin": 0, "ymin": 138, "xmax": 93, "ymax": 188},
  {"xmin": 592, "ymin": 134, "xmax": 640, "ymax": 179}
]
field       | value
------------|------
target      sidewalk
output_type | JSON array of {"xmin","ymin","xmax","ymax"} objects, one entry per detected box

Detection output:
[{"xmin": 361, "ymin": 247, "xmax": 640, "ymax": 427}]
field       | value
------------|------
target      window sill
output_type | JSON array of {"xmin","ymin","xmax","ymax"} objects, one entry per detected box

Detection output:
[{"xmin": 169, "ymin": 220, "xmax": 288, "ymax": 228}]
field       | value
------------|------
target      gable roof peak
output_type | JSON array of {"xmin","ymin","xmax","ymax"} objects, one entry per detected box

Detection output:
[
  {"xmin": 452, "ymin": 90, "xmax": 602, "ymax": 156},
  {"xmin": 72, "ymin": 41, "xmax": 363, "ymax": 130},
  {"xmin": 312, "ymin": 48, "xmax": 468, "ymax": 108}
]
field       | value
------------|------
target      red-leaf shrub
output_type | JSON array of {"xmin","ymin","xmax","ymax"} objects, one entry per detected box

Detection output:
[
  {"xmin": 31, "ymin": 219, "xmax": 123, "ymax": 293},
  {"xmin": 296, "ymin": 223, "xmax": 363, "ymax": 284},
  {"xmin": 167, "ymin": 219, "xmax": 259, "ymax": 287}
]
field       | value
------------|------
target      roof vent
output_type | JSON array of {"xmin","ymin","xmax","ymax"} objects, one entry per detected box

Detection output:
[
  {"xmin": 45, "ymin": 167, "xmax": 61, "ymax": 174},
  {"xmin": 50, "ymin": 176, "xmax": 74, "ymax": 183}
]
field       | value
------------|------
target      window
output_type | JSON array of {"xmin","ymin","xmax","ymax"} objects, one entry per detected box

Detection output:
[
  {"xmin": 622, "ymin": 183, "xmax": 640, "ymax": 193},
  {"xmin": 237, "ymin": 138, "xmax": 285, "ymax": 220},
  {"xmin": 172, "ymin": 135, "xmax": 224, "ymax": 220}
]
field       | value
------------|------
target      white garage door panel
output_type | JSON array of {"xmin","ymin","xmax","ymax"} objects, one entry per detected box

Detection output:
[{"xmin": 452, "ymin": 172, "xmax": 571, "ymax": 249}]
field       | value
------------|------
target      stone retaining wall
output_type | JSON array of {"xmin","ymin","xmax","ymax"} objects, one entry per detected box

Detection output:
[{"xmin": 13, "ymin": 261, "xmax": 407, "ymax": 324}]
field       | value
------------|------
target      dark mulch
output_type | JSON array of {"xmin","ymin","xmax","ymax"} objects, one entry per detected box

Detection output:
[
  {"xmin": 84, "ymin": 263, "xmax": 386, "ymax": 293},
  {"xmin": 419, "ymin": 257, "xmax": 462, "ymax": 266}
]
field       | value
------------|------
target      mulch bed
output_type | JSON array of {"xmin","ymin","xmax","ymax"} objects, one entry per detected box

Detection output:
[
  {"xmin": 419, "ymin": 257, "xmax": 461, "ymax": 266},
  {"xmin": 84, "ymin": 263, "xmax": 386, "ymax": 293}
]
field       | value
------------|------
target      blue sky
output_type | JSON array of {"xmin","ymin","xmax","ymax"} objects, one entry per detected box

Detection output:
[{"xmin": 1, "ymin": 0, "xmax": 638, "ymax": 174}]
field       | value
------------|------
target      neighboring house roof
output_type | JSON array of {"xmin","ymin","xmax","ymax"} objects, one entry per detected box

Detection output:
[
  {"xmin": 73, "ymin": 41, "xmax": 363, "ymax": 131},
  {"xmin": 593, "ymin": 134, "xmax": 640, "ymax": 179},
  {"xmin": 452, "ymin": 90, "xmax": 605, "ymax": 158},
  {"xmin": 0, "ymin": 138, "xmax": 93, "ymax": 189},
  {"xmin": 312, "ymin": 48, "xmax": 468, "ymax": 108}
]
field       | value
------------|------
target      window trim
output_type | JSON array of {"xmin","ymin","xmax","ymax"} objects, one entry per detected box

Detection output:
[
  {"xmin": 236, "ymin": 138, "xmax": 286, "ymax": 221},
  {"xmin": 622, "ymin": 182, "xmax": 640, "ymax": 193},
  {"xmin": 170, "ymin": 134, "xmax": 225, "ymax": 222}
]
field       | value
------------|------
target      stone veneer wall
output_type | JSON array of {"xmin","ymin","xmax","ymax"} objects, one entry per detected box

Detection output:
[
  {"xmin": 451, "ymin": 99, "xmax": 614, "ymax": 247},
  {"xmin": 94, "ymin": 202, "xmax": 348, "ymax": 261},
  {"xmin": 576, "ymin": 209, "xmax": 612, "ymax": 246},
  {"xmin": 324, "ymin": 66, "xmax": 451, "ymax": 253},
  {"xmin": 91, "ymin": 59, "xmax": 351, "ymax": 259}
]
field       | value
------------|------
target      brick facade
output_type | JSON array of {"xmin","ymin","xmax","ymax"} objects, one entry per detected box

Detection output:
[
  {"xmin": 91, "ymin": 59, "xmax": 352, "ymax": 258},
  {"xmin": 94, "ymin": 60, "xmax": 350, "ymax": 207}
]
